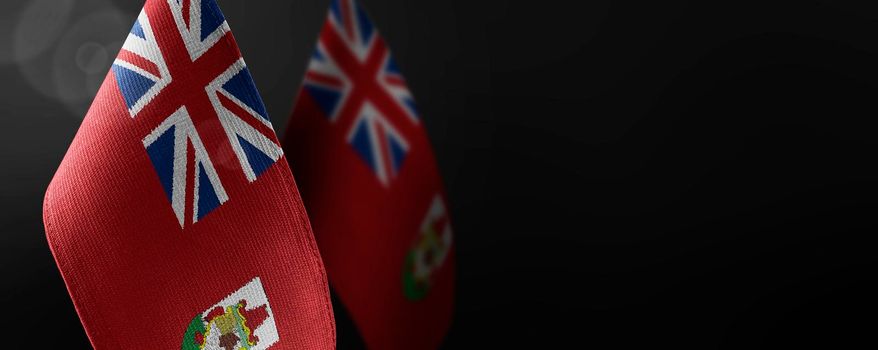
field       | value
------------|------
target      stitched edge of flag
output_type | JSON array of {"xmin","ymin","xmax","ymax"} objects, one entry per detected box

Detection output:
[{"xmin": 43, "ymin": 177, "xmax": 124, "ymax": 350}]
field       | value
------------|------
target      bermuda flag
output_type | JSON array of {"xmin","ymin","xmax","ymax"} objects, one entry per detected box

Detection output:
[
  {"xmin": 43, "ymin": 1, "xmax": 335, "ymax": 348},
  {"xmin": 283, "ymin": 0, "xmax": 455, "ymax": 348}
]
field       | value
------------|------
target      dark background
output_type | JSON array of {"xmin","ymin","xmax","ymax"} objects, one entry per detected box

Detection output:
[{"xmin": 2, "ymin": 0, "xmax": 877, "ymax": 348}]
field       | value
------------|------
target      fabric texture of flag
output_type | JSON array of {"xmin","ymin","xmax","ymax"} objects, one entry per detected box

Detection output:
[
  {"xmin": 43, "ymin": 1, "xmax": 335, "ymax": 348},
  {"xmin": 283, "ymin": 0, "xmax": 455, "ymax": 348}
]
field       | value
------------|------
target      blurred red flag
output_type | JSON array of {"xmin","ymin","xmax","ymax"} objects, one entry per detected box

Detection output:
[
  {"xmin": 283, "ymin": 0, "xmax": 455, "ymax": 348},
  {"xmin": 43, "ymin": 0, "xmax": 335, "ymax": 348}
]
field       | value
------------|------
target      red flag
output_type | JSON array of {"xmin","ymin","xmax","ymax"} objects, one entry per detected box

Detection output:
[
  {"xmin": 43, "ymin": 1, "xmax": 335, "ymax": 348},
  {"xmin": 283, "ymin": 0, "xmax": 455, "ymax": 348}
]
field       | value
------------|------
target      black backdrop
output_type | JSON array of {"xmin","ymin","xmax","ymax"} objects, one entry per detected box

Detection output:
[{"xmin": 2, "ymin": 0, "xmax": 877, "ymax": 348}]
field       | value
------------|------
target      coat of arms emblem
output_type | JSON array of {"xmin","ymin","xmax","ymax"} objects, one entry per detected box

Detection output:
[
  {"xmin": 403, "ymin": 195, "xmax": 453, "ymax": 300},
  {"xmin": 182, "ymin": 277, "xmax": 279, "ymax": 350}
]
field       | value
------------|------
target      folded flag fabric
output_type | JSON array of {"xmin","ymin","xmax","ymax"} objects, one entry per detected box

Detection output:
[
  {"xmin": 283, "ymin": 0, "xmax": 455, "ymax": 348},
  {"xmin": 43, "ymin": 1, "xmax": 335, "ymax": 348}
]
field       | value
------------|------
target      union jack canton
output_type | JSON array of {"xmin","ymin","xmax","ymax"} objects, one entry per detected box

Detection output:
[
  {"xmin": 301, "ymin": 0, "xmax": 420, "ymax": 186},
  {"xmin": 112, "ymin": 0, "xmax": 283, "ymax": 227}
]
